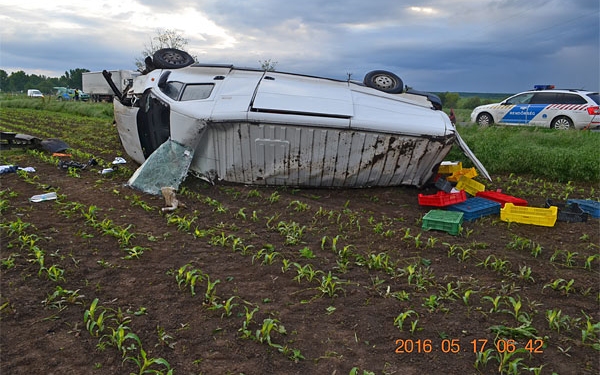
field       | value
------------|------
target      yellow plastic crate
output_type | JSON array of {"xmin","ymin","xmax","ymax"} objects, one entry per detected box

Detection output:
[
  {"xmin": 447, "ymin": 167, "xmax": 477, "ymax": 182},
  {"xmin": 500, "ymin": 203, "xmax": 558, "ymax": 227},
  {"xmin": 456, "ymin": 176, "xmax": 485, "ymax": 196},
  {"xmin": 438, "ymin": 161, "xmax": 462, "ymax": 175}
]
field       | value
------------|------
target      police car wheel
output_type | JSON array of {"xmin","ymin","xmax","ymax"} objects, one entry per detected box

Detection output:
[
  {"xmin": 551, "ymin": 116, "xmax": 573, "ymax": 130},
  {"xmin": 476, "ymin": 113, "xmax": 493, "ymax": 126}
]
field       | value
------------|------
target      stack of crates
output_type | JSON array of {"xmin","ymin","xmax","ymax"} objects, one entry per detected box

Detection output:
[{"xmin": 456, "ymin": 176, "xmax": 485, "ymax": 196}]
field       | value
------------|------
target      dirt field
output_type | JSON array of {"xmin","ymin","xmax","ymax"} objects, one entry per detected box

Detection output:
[{"xmin": 1, "ymin": 112, "xmax": 599, "ymax": 374}]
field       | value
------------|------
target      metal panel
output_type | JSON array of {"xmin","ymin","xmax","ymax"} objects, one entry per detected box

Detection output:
[{"xmin": 190, "ymin": 122, "xmax": 453, "ymax": 187}]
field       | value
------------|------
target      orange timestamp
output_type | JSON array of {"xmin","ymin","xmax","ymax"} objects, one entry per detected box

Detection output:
[{"xmin": 394, "ymin": 338, "xmax": 544, "ymax": 354}]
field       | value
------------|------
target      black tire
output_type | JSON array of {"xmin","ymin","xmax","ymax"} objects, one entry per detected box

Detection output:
[
  {"xmin": 363, "ymin": 70, "xmax": 404, "ymax": 94},
  {"xmin": 476, "ymin": 113, "xmax": 493, "ymax": 127},
  {"xmin": 551, "ymin": 116, "xmax": 573, "ymax": 130},
  {"xmin": 152, "ymin": 48, "xmax": 194, "ymax": 69}
]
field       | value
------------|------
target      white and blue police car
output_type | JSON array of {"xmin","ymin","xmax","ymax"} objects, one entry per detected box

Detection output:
[{"xmin": 470, "ymin": 85, "xmax": 599, "ymax": 130}]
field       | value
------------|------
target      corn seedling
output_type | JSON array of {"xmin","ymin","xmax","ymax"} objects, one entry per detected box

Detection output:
[
  {"xmin": 546, "ymin": 309, "xmax": 570, "ymax": 333},
  {"xmin": 255, "ymin": 318, "xmax": 286, "ymax": 346},
  {"xmin": 43, "ymin": 286, "xmax": 83, "ymax": 310},
  {"xmin": 175, "ymin": 264, "xmax": 205, "ymax": 296},
  {"xmin": 580, "ymin": 311, "xmax": 600, "ymax": 347},
  {"xmin": 299, "ymin": 246, "xmax": 315, "ymax": 259},
  {"xmin": 155, "ymin": 325, "xmax": 176, "ymax": 349},
  {"xmin": 204, "ymin": 276, "xmax": 220, "ymax": 304},
  {"xmin": 517, "ymin": 265, "xmax": 534, "ymax": 282},
  {"xmin": 209, "ymin": 232, "xmax": 233, "ymax": 247},
  {"xmin": 317, "ymin": 271, "xmax": 345, "ymax": 297},
  {"xmin": 44, "ymin": 264, "xmax": 65, "ymax": 282},
  {"xmin": 394, "ymin": 310, "xmax": 418, "ymax": 331},
  {"xmin": 288, "ymin": 200, "xmax": 309, "ymax": 212},
  {"xmin": 543, "ymin": 278, "xmax": 575, "ymax": 296},
  {"xmin": 267, "ymin": 191, "xmax": 280, "ymax": 203},
  {"xmin": 483, "ymin": 295, "xmax": 503, "ymax": 313},
  {"xmin": 584, "ymin": 254, "xmax": 600, "ymax": 271},
  {"xmin": 124, "ymin": 346, "xmax": 173, "ymax": 375},
  {"xmin": 294, "ymin": 263, "xmax": 319, "ymax": 284},
  {"xmin": 209, "ymin": 296, "xmax": 238, "ymax": 317},
  {"xmin": 473, "ymin": 348, "xmax": 494, "ymax": 371},
  {"xmin": 84, "ymin": 298, "xmax": 111, "ymax": 337},
  {"xmin": 277, "ymin": 221, "xmax": 306, "ymax": 245},
  {"xmin": 422, "ymin": 295, "xmax": 441, "ymax": 312},
  {"xmin": 239, "ymin": 306, "xmax": 259, "ymax": 339}
]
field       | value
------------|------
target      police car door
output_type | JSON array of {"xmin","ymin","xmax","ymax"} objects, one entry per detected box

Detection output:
[
  {"xmin": 527, "ymin": 92, "xmax": 556, "ymax": 127},
  {"xmin": 500, "ymin": 93, "xmax": 534, "ymax": 125}
]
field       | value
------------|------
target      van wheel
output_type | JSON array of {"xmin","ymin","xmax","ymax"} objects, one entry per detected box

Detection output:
[
  {"xmin": 153, "ymin": 48, "xmax": 194, "ymax": 69},
  {"xmin": 363, "ymin": 70, "xmax": 404, "ymax": 94},
  {"xmin": 551, "ymin": 116, "xmax": 573, "ymax": 130},
  {"xmin": 476, "ymin": 113, "xmax": 493, "ymax": 126}
]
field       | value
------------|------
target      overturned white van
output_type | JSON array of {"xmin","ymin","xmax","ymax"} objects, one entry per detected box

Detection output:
[{"xmin": 105, "ymin": 49, "xmax": 489, "ymax": 195}]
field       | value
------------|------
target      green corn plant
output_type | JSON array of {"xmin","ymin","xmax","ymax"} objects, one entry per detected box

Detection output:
[
  {"xmin": 584, "ymin": 254, "xmax": 600, "ymax": 271},
  {"xmin": 580, "ymin": 311, "xmax": 600, "ymax": 347},
  {"xmin": 124, "ymin": 346, "xmax": 173, "ymax": 375},
  {"xmin": 239, "ymin": 306, "xmax": 259, "ymax": 339},
  {"xmin": 101, "ymin": 323, "xmax": 140, "ymax": 357},
  {"xmin": 394, "ymin": 309, "xmax": 417, "ymax": 331},
  {"xmin": 208, "ymin": 296, "xmax": 238, "ymax": 317},
  {"xmin": 122, "ymin": 246, "xmax": 148, "ymax": 260},
  {"xmin": 422, "ymin": 295, "xmax": 440, "ymax": 312},
  {"xmin": 175, "ymin": 264, "xmax": 205, "ymax": 296},
  {"xmin": 473, "ymin": 348, "xmax": 494, "ymax": 371},
  {"xmin": 84, "ymin": 298, "xmax": 110, "ymax": 337},
  {"xmin": 298, "ymin": 246, "xmax": 315, "ymax": 259},
  {"xmin": 43, "ymin": 286, "xmax": 84, "ymax": 310},
  {"xmin": 293, "ymin": 263, "xmax": 320, "ymax": 283},
  {"xmin": 276, "ymin": 220, "xmax": 306, "ymax": 245},
  {"xmin": 255, "ymin": 318, "xmax": 286, "ymax": 346},
  {"xmin": 317, "ymin": 271, "xmax": 345, "ymax": 297},
  {"xmin": 267, "ymin": 191, "xmax": 280, "ymax": 203},
  {"xmin": 517, "ymin": 265, "xmax": 534, "ymax": 282},
  {"xmin": 546, "ymin": 309, "xmax": 570, "ymax": 333},
  {"xmin": 44, "ymin": 264, "xmax": 65, "ymax": 282},
  {"xmin": 204, "ymin": 276, "xmax": 220, "ymax": 305},
  {"xmin": 483, "ymin": 295, "xmax": 503, "ymax": 313},
  {"xmin": 288, "ymin": 200, "xmax": 309, "ymax": 212}
]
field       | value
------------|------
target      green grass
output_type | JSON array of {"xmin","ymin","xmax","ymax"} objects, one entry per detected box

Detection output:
[
  {"xmin": 0, "ymin": 95, "xmax": 114, "ymax": 120},
  {"xmin": 447, "ymin": 125, "xmax": 600, "ymax": 182}
]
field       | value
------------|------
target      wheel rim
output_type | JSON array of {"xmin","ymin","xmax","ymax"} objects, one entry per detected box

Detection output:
[
  {"xmin": 553, "ymin": 117, "xmax": 571, "ymax": 130},
  {"xmin": 372, "ymin": 74, "xmax": 396, "ymax": 90},
  {"xmin": 162, "ymin": 52, "xmax": 186, "ymax": 65},
  {"xmin": 478, "ymin": 114, "xmax": 490, "ymax": 126}
]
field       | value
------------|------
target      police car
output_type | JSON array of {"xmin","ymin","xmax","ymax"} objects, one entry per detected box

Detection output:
[{"xmin": 470, "ymin": 85, "xmax": 600, "ymax": 130}]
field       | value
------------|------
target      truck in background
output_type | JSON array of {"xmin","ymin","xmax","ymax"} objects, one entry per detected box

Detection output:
[
  {"xmin": 83, "ymin": 70, "xmax": 139, "ymax": 102},
  {"xmin": 27, "ymin": 89, "xmax": 44, "ymax": 98}
]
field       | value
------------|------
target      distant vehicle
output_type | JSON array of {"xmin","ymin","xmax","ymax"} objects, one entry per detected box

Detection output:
[
  {"xmin": 53, "ymin": 87, "xmax": 90, "ymax": 101},
  {"xmin": 105, "ymin": 48, "xmax": 489, "ymax": 194},
  {"xmin": 471, "ymin": 85, "xmax": 600, "ymax": 130},
  {"xmin": 27, "ymin": 89, "xmax": 44, "ymax": 98},
  {"xmin": 83, "ymin": 70, "xmax": 139, "ymax": 102}
]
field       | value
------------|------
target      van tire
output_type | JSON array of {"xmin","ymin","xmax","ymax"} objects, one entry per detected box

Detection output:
[
  {"xmin": 363, "ymin": 70, "xmax": 404, "ymax": 94},
  {"xmin": 153, "ymin": 49, "xmax": 194, "ymax": 69}
]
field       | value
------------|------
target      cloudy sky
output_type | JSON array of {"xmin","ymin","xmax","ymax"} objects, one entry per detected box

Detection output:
[{"xmin": 1, "ymin": 0, "xmax": 598, "ymax": 93}]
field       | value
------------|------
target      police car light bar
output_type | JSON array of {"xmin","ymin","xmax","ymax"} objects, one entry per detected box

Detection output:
[{"xmin": 534, "ymin": 85, "xmax": 555, "ymax": 90}]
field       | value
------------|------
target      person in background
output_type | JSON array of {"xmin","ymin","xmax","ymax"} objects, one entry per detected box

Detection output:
[{"xmin": 74, "ymin": 89, "xmax": 80, "ymax": 101}]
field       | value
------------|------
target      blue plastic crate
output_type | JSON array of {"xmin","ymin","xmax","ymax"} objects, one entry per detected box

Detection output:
[
  {"xmin": 567, "ymin": 199, "xmax": 600, "ymax": 218},
  {"xmin": 446, "ymin": 197, "xmax": 501, "ymax": 222}
]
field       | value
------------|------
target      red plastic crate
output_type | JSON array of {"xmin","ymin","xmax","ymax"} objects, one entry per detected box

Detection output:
[
  {"xmin": 418, "ymin": 190, "xmax": 467, "ymax": 207},
  {"xmin": 476, "ymin": 191, "xmax": 528, "ymax": 208}
]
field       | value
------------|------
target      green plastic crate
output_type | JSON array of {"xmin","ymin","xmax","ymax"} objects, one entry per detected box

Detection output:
[{"xmin": 422, "ymin": 210, "xmax": 463, "ymax": 235}]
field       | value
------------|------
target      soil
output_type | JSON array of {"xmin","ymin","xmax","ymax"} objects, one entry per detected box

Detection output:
[{"xmin": 1, "ymin": 143, "xmax": 599, "ymax": 374}]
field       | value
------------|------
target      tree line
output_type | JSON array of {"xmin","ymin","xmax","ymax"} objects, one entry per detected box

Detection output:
[{"xmin": 0, "ymin": 68, "xmax": 90, "ymax": 95}]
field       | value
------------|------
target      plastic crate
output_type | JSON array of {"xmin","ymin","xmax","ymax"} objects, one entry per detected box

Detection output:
[
  {"xmin": 567, "ymin": 199, "xmax": 600, "ymax": 219},
  {"xmin": 418, "ymin": 190, "xmax": 467, "ymax": 207},
  {"xmin": 435, "ymin": 177, "xmax": 453, "ymax": 193},
  {"xmin": 476, "ymin": 191, "xmax": 528, "ymax": 207},
  {"xmin": 545, "ymin": 199, "xmax": 587, "ymax": 223},
  {"xmin": 447, "ymin": 167, "xmax": 478, "ymax": 182},
  {"xmin": 500, "ymin": 203, "xmax": 557, "ymax": 227},
  {"xmin": 422, "ymin": 210, "xmax": 463, "ymax": 235},
  {"xmin": 446, "ymin": 197, "xmax": 501, "ymax": 222},
  {"xmin": 438, "ymin": 161, "xmax": 462, "ymax": 175},
  {"xmin": 455, "ymin": 176, "xmax": 485, "ymax": 196}
]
